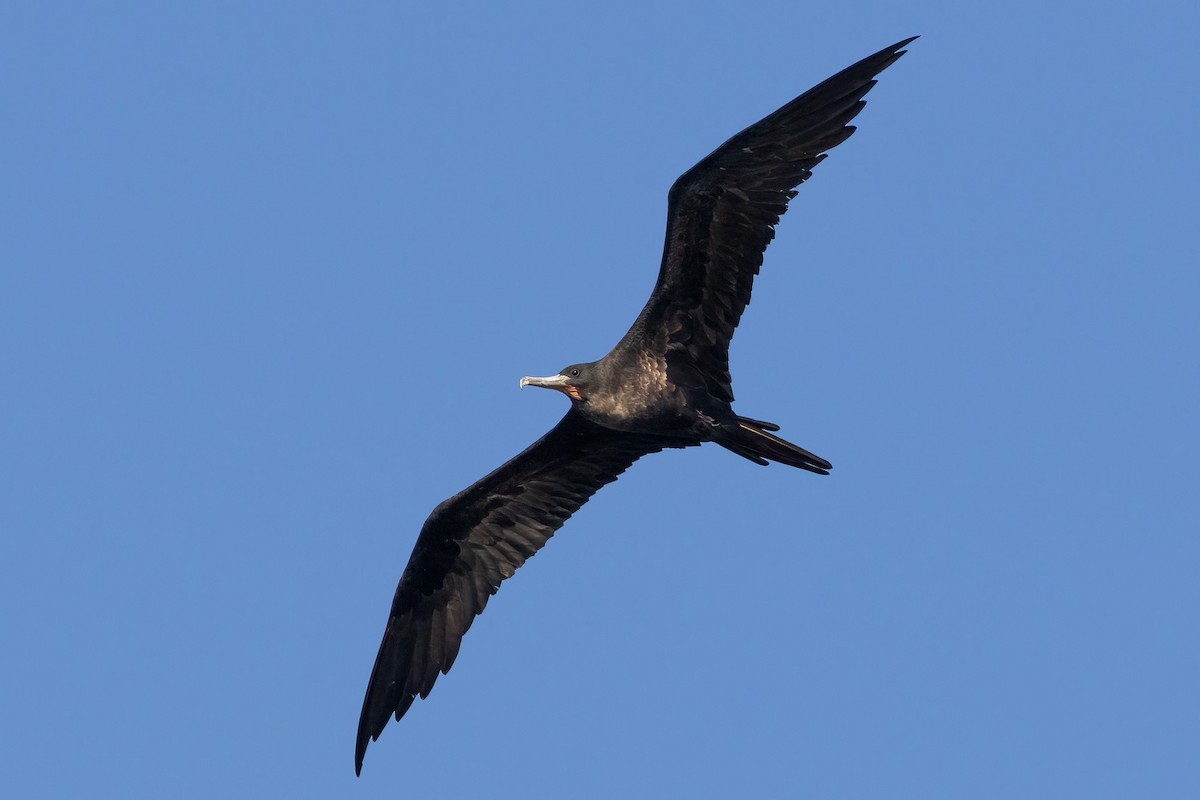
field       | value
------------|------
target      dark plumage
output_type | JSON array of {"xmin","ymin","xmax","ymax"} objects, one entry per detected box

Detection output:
[{"xmin": 356, "ymin": 37, "xmax": 915, "ymax": 774}]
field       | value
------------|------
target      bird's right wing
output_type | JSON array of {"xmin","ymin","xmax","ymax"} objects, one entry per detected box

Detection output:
[{"xmin": 356, "ymin": 410, "xmax": 689, "ymax": 774}]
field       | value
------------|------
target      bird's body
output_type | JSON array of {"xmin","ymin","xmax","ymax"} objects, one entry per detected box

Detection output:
[{"xmin": 356, "ymin": 37, "xmax": 915, "ymax": 774}]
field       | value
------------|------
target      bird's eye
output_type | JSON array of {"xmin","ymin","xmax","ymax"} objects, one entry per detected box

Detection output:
[{"xmin": 570, "ymin": 369, "xmax": 580, "ymax": 378}]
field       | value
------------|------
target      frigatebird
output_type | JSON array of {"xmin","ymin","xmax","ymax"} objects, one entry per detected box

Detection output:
[{"xmin": 356, "ymin": 37, "xmax": 914, "ymax": 774}]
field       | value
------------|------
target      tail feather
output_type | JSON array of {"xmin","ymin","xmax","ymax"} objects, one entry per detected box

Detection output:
[
  {"xmin": 733, "ymin": 415, "xmax": 781, "ymax": 432},
  {"xmin": 715, "ymin": 416, "xmax": 832, "ymax": 474}
]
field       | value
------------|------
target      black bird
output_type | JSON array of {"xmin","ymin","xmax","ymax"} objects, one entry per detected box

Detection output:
[{"xmin": 356, "ymin": 37, "xmax": 914, "ymax": 774}]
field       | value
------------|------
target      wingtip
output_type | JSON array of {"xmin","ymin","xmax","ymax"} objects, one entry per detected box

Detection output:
[
  {"xmin": 839, "ymin": 37, "xmax": 916, "ymax": 91},
  {"xmin": 354, "ymin": 722, "xmax": 372, "ymax": 776},
  {"xmin": 876, "ymin": 36, "xmax": 919, "ymax": 65}
]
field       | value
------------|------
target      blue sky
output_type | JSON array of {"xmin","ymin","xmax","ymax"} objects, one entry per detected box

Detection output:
[{"xmin": 3, "ymin": 2, "xmax": 1198, "ymax": 797}]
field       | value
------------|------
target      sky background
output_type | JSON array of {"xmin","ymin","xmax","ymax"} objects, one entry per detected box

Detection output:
[{"xmin": 3, "ymin": 2, "xmax": 1199, "ymax": 797}]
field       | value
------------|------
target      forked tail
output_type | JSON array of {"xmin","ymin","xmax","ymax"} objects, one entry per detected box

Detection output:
[{"xmin": 714, "ymin": 415, "xmax": 832, "ymax": 475}]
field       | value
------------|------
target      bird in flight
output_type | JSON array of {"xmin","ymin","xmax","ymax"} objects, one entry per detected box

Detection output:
[{"xmin": 356, "ymin": 37, "xmax": 915, "ymax": 774}]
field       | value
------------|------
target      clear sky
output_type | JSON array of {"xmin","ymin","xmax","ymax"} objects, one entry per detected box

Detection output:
[{"xmin": 3, "ymin": 2, "xmax": 1198, "ymax": 797}]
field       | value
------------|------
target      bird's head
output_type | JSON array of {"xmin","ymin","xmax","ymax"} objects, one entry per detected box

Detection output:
[{"xmin": 519, "ymin": 362, "xmax": 595, "ymax": 403}]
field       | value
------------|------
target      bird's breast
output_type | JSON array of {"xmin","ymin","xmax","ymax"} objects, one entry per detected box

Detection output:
[{"xmin": 582, "ymin": 353, "xmax": 690, "ymax": 433}]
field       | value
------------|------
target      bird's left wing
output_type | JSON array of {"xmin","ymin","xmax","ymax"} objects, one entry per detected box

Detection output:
[
  {"xmin": 356, "ymin": 410, "xmax": 689, "ymax": 774},
  {"xmin": 618, "ymin": 38, "xmax": 915, "ymax": 402}
]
